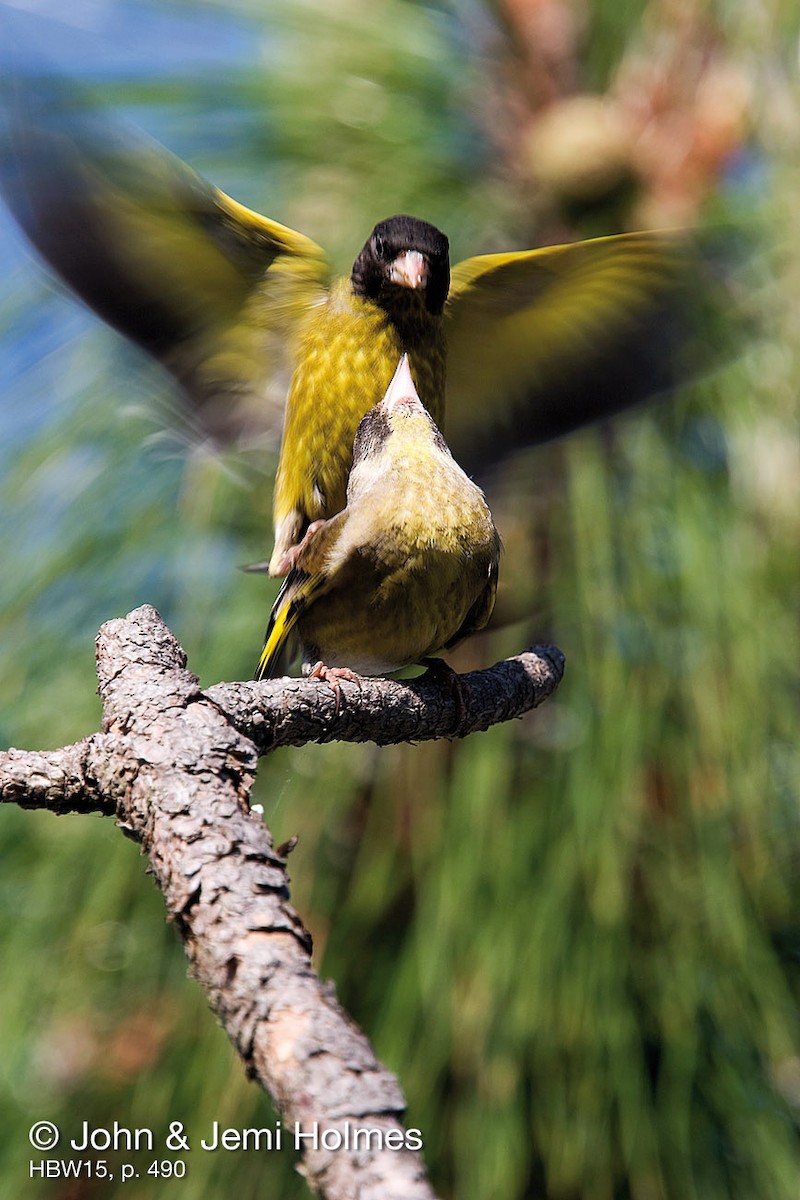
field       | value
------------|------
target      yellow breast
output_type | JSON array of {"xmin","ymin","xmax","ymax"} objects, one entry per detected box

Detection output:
[{"xmin": 271, "ymin": 281, "xmax": 446, "ymax": 568}]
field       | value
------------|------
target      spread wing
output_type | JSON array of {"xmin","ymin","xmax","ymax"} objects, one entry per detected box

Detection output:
[
  {"xmin": 0, "ymin": 74, "xmax": 329, "ymax": 441},
  {"xmin": 443, "ymin": 231, "xmax": 700, "ymax": 474}
]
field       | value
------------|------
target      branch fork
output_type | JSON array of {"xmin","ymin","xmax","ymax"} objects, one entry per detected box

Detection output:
[{"xmin": 0, "ymin": 605, "xmax": 564, "ymax": 1200}]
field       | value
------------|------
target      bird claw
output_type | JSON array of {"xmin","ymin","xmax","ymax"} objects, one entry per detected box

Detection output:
[
  {"xmin": 307, "ymin": 661, "xmax": 362, "ymax": 715},
  {"xmin": 274, "ymin": 520, "xmax": 327, "ymax": 575},
  {"xmin": 421, "ymin": 658, "xmax": 472, "ymax": 731}
]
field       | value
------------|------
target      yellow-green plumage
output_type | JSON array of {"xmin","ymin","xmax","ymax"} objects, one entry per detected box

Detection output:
[
  {"xmin": 1, "ymin": 90, "xmax": 707, "ymax": 614},
  {"xmin": 271, "ymin": 275, "xmax": 446, "ymax": 573},
  {"xmin": 256, "ymin": 355, "xmax": 499, "ymax": 680}
]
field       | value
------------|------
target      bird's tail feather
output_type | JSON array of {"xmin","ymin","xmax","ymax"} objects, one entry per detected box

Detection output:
[{"xmin": 254, "ymin": 590, "xmax": 303, "ymax": 680}]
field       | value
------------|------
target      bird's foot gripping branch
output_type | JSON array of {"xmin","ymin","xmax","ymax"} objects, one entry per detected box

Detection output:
[{"xmin": 0, "ymin": 605, "xmax": 563, "ymax": 1200}]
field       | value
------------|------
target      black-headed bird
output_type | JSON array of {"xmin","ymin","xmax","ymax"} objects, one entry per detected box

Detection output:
[
  {"xmin": 0, "ymin": 79, "xmax": 706, "ymax": 578},
  {"xmin": 255, "ymin": 354, "xmax": 500, "ymax": 682}
]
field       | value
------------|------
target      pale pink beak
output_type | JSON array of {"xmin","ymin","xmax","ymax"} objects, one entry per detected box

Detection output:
[
  {"xmin": 382, "ymin": 354, "xmax": 424, "ymax": 415},
  {"xmin": 388, "ymin": 249, "xmax": 429, "ymax": 290}
]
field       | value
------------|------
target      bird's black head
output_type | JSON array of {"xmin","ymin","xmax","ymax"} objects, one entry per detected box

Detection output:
[{"xmin": 351, "ymin": 215, "xmax": 450, "ymax": 315}]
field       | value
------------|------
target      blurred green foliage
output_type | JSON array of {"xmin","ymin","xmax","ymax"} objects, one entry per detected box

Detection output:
[{"xmin": 1, "ymin": 1, "xmax": 799, "ymax": 1198}]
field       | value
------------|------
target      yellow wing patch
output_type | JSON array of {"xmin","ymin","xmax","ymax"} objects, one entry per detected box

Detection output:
[
  {"xmin": 443, "ymin": 230, "xmax": 692, "ymax": 467},
  {"xmin": 255, "ymin": 568, "xmax": 331, "ymax": 680}
]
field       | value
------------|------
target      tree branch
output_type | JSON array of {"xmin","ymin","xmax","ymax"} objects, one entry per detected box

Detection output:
[
  {"xmin": 0, "ymin": 605, "xmax": 564, "ymax": 1200},
  {"xmin": 208, "ymin": 641, "xmax": 565, "ymax": 752}
]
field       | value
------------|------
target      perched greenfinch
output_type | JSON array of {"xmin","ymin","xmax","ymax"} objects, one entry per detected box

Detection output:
[
  {"xmin": 255, "ymin": 354, "xmax": 500, "ymax": 681},
  {"xmin": 0, "ymin": 81, "xmax": 702, "ymax": 575}
]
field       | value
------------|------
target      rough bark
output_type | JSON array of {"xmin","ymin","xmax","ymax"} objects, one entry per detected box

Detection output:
[{"xmin": 0, "ymin": 604, "xmax": 564, "ymax": 1200}]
